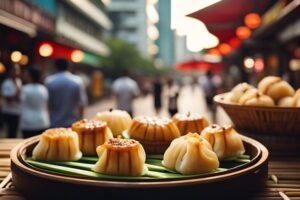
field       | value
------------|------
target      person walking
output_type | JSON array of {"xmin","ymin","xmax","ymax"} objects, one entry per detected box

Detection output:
[
  {"xmin": 112, "ymin": 70, "xmax": 140, "ymax": 116},
  {"xmin": 20, "ymin": 68, "xmax": 50, "ymax": 138},
  {"xmin": 198, "ymin": 69, "xmax": 217, "ymax": 121},
  {"xmin": 198, "ymin": 70, "xmax": 216, "ymax": 109},
  {"xmin": 167, "ymin": 78, "xmax": 180, "ymax": 117},
  {"xmin": 1, "ymin": 63, "xmax": 22, "ymax": 138},
  {"xmin": 153, "ymin": 77, "xmax": 163, "ymax": 115},
  {"xmin": 45, "ymin": 58, "xmax": 87, "ymax": 128}
]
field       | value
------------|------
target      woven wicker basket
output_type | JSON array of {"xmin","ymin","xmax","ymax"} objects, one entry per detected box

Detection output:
[{"xmin": 214, "ymin": 93, "xmax": 300, "ymax": 135}]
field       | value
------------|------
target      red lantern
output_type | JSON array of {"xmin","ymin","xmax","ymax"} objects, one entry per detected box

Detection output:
[
  {"xmin": 244, "ymin": 13, "xmax": 261, "ymax": 29},
  {"xmin": 236, "ymin": 26, "xmax": 251, "ymax": 39},
  {"xmin": 218, "ymin": 43, "xmax": 231, "ymax": 55},
  {"xmin": 229, "ymin": 37, "xmax": 241, "ymax": 48},
  {"xmin": 208, "ymin": 48, "xmax": 220, "ymax": 55},
  {"xmin": 254, "ymin": 58, "xmax": 264, "ymax": 72}
]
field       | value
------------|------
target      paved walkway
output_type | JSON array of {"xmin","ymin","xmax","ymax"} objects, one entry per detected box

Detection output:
[{"xmin": 85, "ymin": 85, "xmax": 231, "ymax": 125}]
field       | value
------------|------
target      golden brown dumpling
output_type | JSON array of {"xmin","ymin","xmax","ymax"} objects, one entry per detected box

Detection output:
[
  {"xmin": 230, "ymin": 82, "xmax": 255, "ymax": 103},
  {"xmin": 92, "ymin": 138, "xmax": 146, "ymax": 176},
  {"xmin": 201, "ymin": 124, "xmax": 245, "ymax": 159},
  {"xmin": 223, "ymin": 92, "xmax": 234, "ymax": 103},
  {"xmin": 238, "ymin": 88, "xmax": 274, "ymax": 106},
  {"xmin": 32, "ymin": 128, "xmax": 82, "ymax": 161},
  {"xmin": 278, "ymin": 96, "xmax": 295, "ymax": 107},
  {"xmin": 95, "ymin": 109, "xmax": 132, "ymax": 137},
  {"xmin": 72, "ymin": 119, "xmax": 113, "ymax": 156},
  {"xmin": 278, "ymin": 89, "xmax": 300, "ymax": 107},
  {"xmin": 127, "ymin": 116, "xmax": 181, "ymax": 154},
  {"xmin": 295, "ymin": 89, "xmax": 300, "ymax": 99},
  {"xmin": 258, "ymin": 76, "xmax": 295, "ymax": 103},
  {"xmin": 162, "ymin": 133, "xmax": 219, "ymax": 175},
  {"xmin": 172, "ymin": 113, "xmax": 209, "ymax": 135}
]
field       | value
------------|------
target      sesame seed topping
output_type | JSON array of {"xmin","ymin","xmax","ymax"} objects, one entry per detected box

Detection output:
[
  {"xmin": 72, "ymin": 119, "xmax": 106, "ymax": 129},
  {"xmin": 174, "ymin": 113, "xmax": 204, "ymax": 121},
  {"xmin": 107, "ymin": 138, "xmax": 138, "ymax": 147}
]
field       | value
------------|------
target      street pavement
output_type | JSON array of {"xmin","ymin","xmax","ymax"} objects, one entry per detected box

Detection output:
[{"xmin": 84, "ymin": 84, "xmax": 231, "ymax": 125}]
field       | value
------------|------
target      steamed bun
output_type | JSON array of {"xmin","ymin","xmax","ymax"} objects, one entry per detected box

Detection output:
[
  {"xmin": 258, "ymin": 76, "xmax": 295, "ymax": 103},
  {"xmin": 230, "ymin": 82, "xmax": 255, "ymax": 103},
  {"xmin": 238, "ymin": 88, "xmax": 274, "ymax": 106}
]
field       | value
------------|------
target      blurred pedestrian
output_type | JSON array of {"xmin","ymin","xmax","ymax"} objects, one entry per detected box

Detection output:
[
  {"xmin": 20, "ymin": 68, "xmax": 50, "ymax": 138},
  {"xmin": 1, "ymin": 63, "xmax": 22, "ymax": 138},
  {"xmin": 191, "ymin": 76, "xmax": 199, "ymax": 93},
  {"xmin": 45, "ymin": 58, "xmax": 87, "ymax": 127},
  {"xmin": 198, "ymin": 69, "xmax": 216, "ymax": 112},
  {"xmin": 153, "ymin": 76, "xmax": 162, "ymax": 115},
  {"xmin": 112, "ymin": 69, "xmax": 140, "ymax": 116},
  {"xmin": 167, "ymin": 78, "xmax": 179, "ymax": 117},
  {"xmin": 140, "ymin": 77, "xmax": 152, "ymax": 96}
]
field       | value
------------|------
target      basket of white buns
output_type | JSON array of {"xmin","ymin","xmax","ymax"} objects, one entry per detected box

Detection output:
[{"xmin": 214, "ymin": 76, "xmax": 300, "ymax": 135}]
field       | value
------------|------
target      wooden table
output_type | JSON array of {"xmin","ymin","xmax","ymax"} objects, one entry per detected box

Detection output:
[{"xmin": 1, "ymin": 139, "xmax": 300, "ymax": 200}]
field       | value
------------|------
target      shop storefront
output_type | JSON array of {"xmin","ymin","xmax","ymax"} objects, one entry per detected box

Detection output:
[
  {"xmin": 252, "ymin": 0, "xmax": 300, "ymax": 88},
  {"xmin": 0, "ymin": 0, "xmax": 55, "ymax": 77},
  {"xmin": 34, "ymin": 40, "xmax": 106, "ymax": 102},
  {"xmin": 187, "ymin": 0, "xmax": 300, "ymax": 89}
]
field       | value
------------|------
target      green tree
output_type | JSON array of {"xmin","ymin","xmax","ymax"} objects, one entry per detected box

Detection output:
[{"xmin": 102, "ymin": 38, "xmax": 158, "ymax": 77}]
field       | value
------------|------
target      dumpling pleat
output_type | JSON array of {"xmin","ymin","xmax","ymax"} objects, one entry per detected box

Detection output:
[{"xmin": 118, "ymin": 151, "xmax": 130, "ymax": 175}]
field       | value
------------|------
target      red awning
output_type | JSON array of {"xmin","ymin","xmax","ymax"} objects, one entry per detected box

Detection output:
[
  {"xmin": 36, "ymin": 40, "xmax": 77, "ymax": 59},
  {"xmin": 189, "ymin": 0, "xmax": 274, "ymax": 43},
  {"xmin": 176, "ymin": 60, "xmax": 223, "ymax": 71}
]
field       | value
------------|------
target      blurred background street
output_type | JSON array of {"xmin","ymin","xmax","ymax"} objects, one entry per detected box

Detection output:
[
  {"xmin": 84, "ymin": 84, "xmax": 230, "ymax": 123},
  {"xmin": 0, "ymin": 0, "xmax": 299, "ymax": 138}
]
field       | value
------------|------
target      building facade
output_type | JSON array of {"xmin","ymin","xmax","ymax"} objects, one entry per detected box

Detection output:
[
  {"xmin": 156, "ymin": 0, "xmax": 174, "ymax": 66},
  {"xmin": 0, "ymin": 0, "xmax": 112, "ymax": 67},
  {"xmin": 0, "ymin": 0, "xmax": 112, "ymax": 101},
  {"xmin": 56, "ymin": 0, "xmax": 111, "ymax": 58},
  {"xmin": 108, "ymin": 0, "xmax": 158, "ymax": 57}
]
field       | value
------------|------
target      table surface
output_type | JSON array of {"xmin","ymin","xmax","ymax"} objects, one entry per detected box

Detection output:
[{"xmin": 1, "ymin": 139, "xmax": 300, "ymax": 200}]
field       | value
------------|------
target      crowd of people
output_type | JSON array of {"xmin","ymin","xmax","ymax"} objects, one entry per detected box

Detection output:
[
  {"xmin": 112, "ymin": 70, "xmax": 219, "ymax": 119},
  {"xmin": 0, "ymin": 58, "xmax": 87, "ymax": 138},
  {"xmin": 0, "ymin": 59, "xmax": 218, "ymax": 138}
]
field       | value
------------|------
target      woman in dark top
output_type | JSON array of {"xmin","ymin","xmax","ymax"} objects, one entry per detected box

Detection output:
[
  {"xmin": 153, "ymin": 77, "xmax": 162, "ymax": 115},
  {"xmin": 167, "ymin": 79, "xmax": 179, "ymax": 117}
]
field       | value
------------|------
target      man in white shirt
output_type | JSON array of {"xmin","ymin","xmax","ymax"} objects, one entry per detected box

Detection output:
[
  {"xmin": 1, "ymin": 64, "xmax": 22, "ymax": 138},
  {"xmin": 112, "ymin": 70, "xmax": 140, "ymax": 116},
  {"xmin": 45, "ymin": 59, "xmax": 87, "ymax": 127}
]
